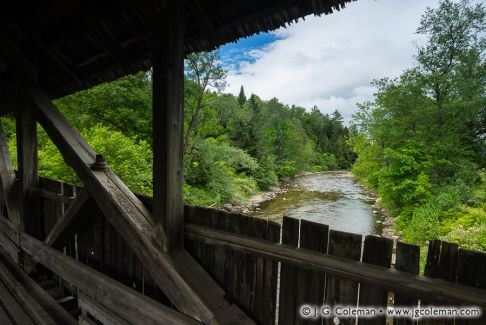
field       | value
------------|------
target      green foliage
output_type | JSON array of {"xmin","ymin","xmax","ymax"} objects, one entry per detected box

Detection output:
[
  {"xmin": 7, "ymin": 122, "xmax": 152, "ymax": 196},
  {"xmin": 82, "ymin": 125, "xmax": 153, "ymax": 195},
  {"xmin": 1, "ymin": 49, "xmax": 354, "ymax": 210},
  {"xmin": 312, "ymin": 153, "xmax": 339, "ymax": 171},
  {"xmin": 238, "ymin": 86, "xmax": 247, "ymax": 108},
  {"xmin": 352, "ymin": 0, "xmax": 486, "ymax": 252},
  {"xmin": 184, "ymin": 138, "xmax": 258, "ymax": 205},
  {"xmin": 55, "ymin": 72, "xmax": 153, "ymax": 144}
]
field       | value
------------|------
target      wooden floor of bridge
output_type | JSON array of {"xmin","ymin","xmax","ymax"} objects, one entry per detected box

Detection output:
[{"xmin": 0, "ymin": 248, "xmax": 78, "ymax": 325}]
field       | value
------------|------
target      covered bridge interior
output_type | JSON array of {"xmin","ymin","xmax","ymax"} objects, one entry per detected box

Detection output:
[{"xmin": 0, "ymin": 0, "xmax": 485, "ymax": 324}]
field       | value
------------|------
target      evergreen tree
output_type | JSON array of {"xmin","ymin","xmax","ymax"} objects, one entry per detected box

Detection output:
[{"xmin": 237, "ymin": 85, "xmax": 247, "ymax": 108}]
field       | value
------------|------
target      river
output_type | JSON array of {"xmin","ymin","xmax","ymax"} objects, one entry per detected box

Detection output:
[{"xmin": 250, "ymin": 171, "xmax": 386, "ymax": 236}]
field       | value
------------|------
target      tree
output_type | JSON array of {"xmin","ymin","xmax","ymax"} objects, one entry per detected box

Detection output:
[
  {"xmin": 237, "ymin": 85, "xmax": 246, "ymax": 108},
  {"xmin": 184, "ymin": 50, "xmax": 227, "ymax": 154},
  {"xmin": 55, "ymin": 71, "xmax": 153, "ymax": 144},
  {"xmin": 416, "ymin": 0, "xmax": 486, "ymax": 135},
  {"xmin": 351, "ymin": 0, "xmax": 486, "ymax": 249}
]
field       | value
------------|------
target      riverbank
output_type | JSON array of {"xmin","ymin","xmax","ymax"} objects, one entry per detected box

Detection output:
[
  {"xmin": 223, "ymin": 171, "xmax": 352, "ymax": 214},
  {"xmin": 223, "ymin": 181, "xmax": 289, "ymax": 214},
  {"xmin": 226, "ymin": 170, "xmax": 402, "ymax": 241},
  {"xmin": 354, "ymin": 179, "xmax": 401, "ymax": 241}
]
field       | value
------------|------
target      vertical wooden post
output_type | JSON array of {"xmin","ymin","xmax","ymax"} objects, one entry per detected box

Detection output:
[
  {"xmin": 152, "ymin": 1, "xmax": 185, "ymax": 251},
  {"xmin": 16, "ymin": 92, "xmax": 40, "ymax": 237},
  {"xmin": 0, "ymin": 122, "xmax": 21, "ymax": 225}
]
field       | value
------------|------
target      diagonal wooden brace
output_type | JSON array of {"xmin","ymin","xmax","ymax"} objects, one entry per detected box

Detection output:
[
  {"xmin": 44, "ymin": 189, "xmax": 91, "ymax": 248},
  {"xmin": 29, "ymin": 87, "xmax": 253, "ymax": 324},
  {"xmin": 30, "ymin": 86, "xmax": 210, "ymax": 321}
]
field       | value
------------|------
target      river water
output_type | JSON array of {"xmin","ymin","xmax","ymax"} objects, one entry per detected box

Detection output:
[{"xmin": 250, "ymin": 171, "xmax": 385, "ymax": 236}]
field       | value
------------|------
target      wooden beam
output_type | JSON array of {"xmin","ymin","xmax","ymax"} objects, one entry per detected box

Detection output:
[
  {"xmin": 34, "ymin": 188, "xmax": 75, "ymax": 204},
  {"xmin": 172, "ymin": 250, "xmax": 255, "ymax": 325},
  {"xmin": 44, "ymin": 190, "xmax": 91, "ymax": 248},
  {"xmin": 78, "ymin": 293, "xmax": 131, "ymax": 325},
  {"xmin": 186, "ymin": 0, "xmax": 304, "ymax": 45},
  {"xmin": 0, "ymin": 251, "xmax": 56, "ymax": 325},
  {"xmin": 80, "ymin": 9, "xmax": 130, "ymax": 70},
  {"xmin": 0, "ymin": 247, "xmax": 76, "ymax": 325},
  {"xmin": 16, "ymin": 92, "xmax": 40, "ymax": 236},
  {"xmin": 0, "ymin": 224, "xmax": 19, "ymax": 264},
  {"xmin": 0, "ymin": 220, "xmax": 201, "ymax": 325},
  {"xmin": 186, "ymin": 0, "xmax": 218, "ymax": 45},
  {"xmin": 0, "ymin": 270, "xmax": 35, "ymax": 325},
  {"xmin": 152, "ymin": 1, "xmax": 185, "ymax": 251},
  {"xmin": 185, "ymin": 223, "xmax": 486, "ymax": 307},
  {"xmin": 0, "ymin": 33, "xmax": 38, "ymax": 81},
  {"xmin": 0, "ymin": 122, "xmax": 20, "ymax": 224},
  {"xmin": 29, "ymin": 87, "xmax": 247, "ymax": 323}
]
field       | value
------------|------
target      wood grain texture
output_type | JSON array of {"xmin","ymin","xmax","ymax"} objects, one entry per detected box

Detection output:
[
  {"xmin": 0, "ymin": 247, "xmax": 76, "ymax": 325},
  {"xmin": 31, "ymin": 87, "xmax": 249, "ymax": 323},
  {"xmin": 185, "ymin": 223, "xmax": 486, "ymax": 307},
  {"xmin": 16, "ymin": 95, "xmax": 40, "ymax": 236},
  {"xmin": 44, "ymin": 189, "xmax": 90, "ymax": 248},
  {"xmin": 394, "ymin": 241, "xmax": 420, "ymax": 325},
  {"xmin": 152, "ymin": 0, "xmax": 185, "ymax": 252},
  {"xmin": 456, "ymin": 249, "xmax": 486, "ymax": 325},
  {"xmin": 0, "ymin": 220, "xmax": 201, "ymax": 325},
  {"xmin": 279, "ymin": 216, "xmax": 300, "ymax": 325},
  {"xmin": 295, "ymin": 220, "xmax": 328, "ymax": 325},
  {"xmin": 0, "ymin": 122, "xmax": 20, "ymax": 224},
  {"xmin": 78, "ymin": 293, "xmax": 131, "ymax": 325},
  {"xmin": 324, "ymin": 230, "xmax": 362, "ymax": 325},
  {"xmin": 424, "ymin": 240, "xmax": 458, "ymax": 325}
]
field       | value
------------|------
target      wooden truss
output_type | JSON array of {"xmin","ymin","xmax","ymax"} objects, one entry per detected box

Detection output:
[{"xmin": 0, "ymin": 3, "xmax": 253, "ymax": 323}]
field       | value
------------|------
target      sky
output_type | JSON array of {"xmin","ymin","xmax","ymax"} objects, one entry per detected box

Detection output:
[{"xmin": 218, "ymin": 0, "xmax": 444, "ymax": 122}]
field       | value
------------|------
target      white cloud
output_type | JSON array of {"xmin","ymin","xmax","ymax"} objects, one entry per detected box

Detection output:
[{"xmin": 225, "ymin": 0, "xmax": 441, "ymax": 122}]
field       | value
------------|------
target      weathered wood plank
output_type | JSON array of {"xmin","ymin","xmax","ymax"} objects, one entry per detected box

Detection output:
[
  {"xmin": 262, "ymin": 220, "xmax": 280, "ymax": 325},
  {"xmin": 184, "ymin": 223, "xmax": 486, "ymax": 306},
  {"xmin": 0, "ymin": 223, "xmax": 201, "ymax": 325},
  {"xmin": 36, "ymin": 188, "xmax": 75, "ymax": 204},
  {"xmin": 78, "ymin": 293, "xmax": 131, "ymax": 325},
  {"xmin": 0, "ymin": 229, "xmax": 19, "ymax": 264},
  {"xmin": 16, "ymin": 96, "xmax": 40, "ymax": 236},
  {"xmin": 0, "ymin": 122, "xmax": 20, "ymax": 224},
  {"xmin": 173, "ymin": 249, "xmax": 254, "ymax": 325},
  {"xmin": 324, "ymin": 230, "xmax": 362, "ymax": 325},
  {"xmin": 152, "ymin": 0, "xmax": 185, "ymax": 251},
  {"xmin": 0, "ymin": 247, "xmax": 75, "ymax": 325},
  {"xmin": 358, "ymin": 235, "xmax": 393, "ymax": 325},
  {"xmin": 44, "ymin": 189, "xmax": 91, "ymax": 248},
  {"xmin": 30, "ymin": 87, "xmax": 215, "ymax": 322},
  {"xmin": 279, "ymin": 216, "xmax": 300, "ymax": 325},
  {"xmin": 456, "ymin": 249, "xmax": 486, "ymax": 325},
  {"xmin": 0, "ymin": 305, "xmax": 13, "ymax": 325},
  {"xmin": 296, "ymin": 220, "xmax": 328, "ymax": 325},
  {"xmin": 394, "ymin": 241, "xmax": 420, "ymax": 325},
  {"xmin": 424, "ymin": 240, "xmax": 458, "ymax": 325},
  {"xmin": 0, "ymin": 271, "xmax": 35, "ymax": 325},
  {"xmin": 249, "ymin": 217, "xmax": 268, "ymax": 323},
  {"xmin": 39, "ymin": 178, "xmax": 63, "ymax": 244}
]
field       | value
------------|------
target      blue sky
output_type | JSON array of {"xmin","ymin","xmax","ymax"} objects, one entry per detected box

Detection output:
[
  {"xmin": 216, "ymin": 0, "xmax": 453, "ymax": 122},
  {"xmin": 219, "ymin": 33, "xmax": 281, "ymax": 72}
]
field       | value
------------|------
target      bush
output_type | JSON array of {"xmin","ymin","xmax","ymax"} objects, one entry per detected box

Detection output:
[
  {"xmin": 9, "ymin": 124, "xmax": 153, "ymax": 196},
  {"xmin": 185, "ymin": 138, "xmax": 259, "ymax": 205},
  {"xmin": 313, "ymin": 152, "xmax": 338, "ymax": 171},
  {"xmin": 253, "ymin": 156, "xmax": 278, "ymax": 189}
]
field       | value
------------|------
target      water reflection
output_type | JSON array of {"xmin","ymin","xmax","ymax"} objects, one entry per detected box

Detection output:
[{"xmin": 250, "ymin": 171, "xmax": 384, "ymax": 235}]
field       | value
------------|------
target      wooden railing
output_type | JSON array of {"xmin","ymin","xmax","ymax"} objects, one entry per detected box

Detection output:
[{"xmin": 11, "ymin": 177, "xmax": 486, "ymax": 324}]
